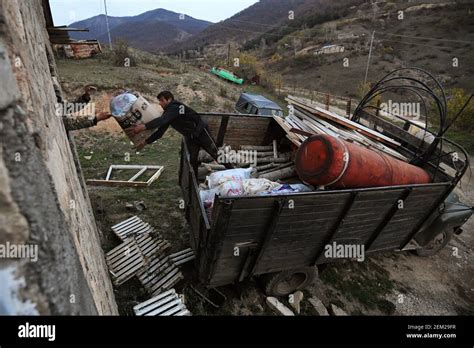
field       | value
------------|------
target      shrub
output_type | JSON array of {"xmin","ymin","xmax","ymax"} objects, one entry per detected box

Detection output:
[
  {"xmin": 356, "ymin": 81, "xmax": 381, "ymax": 107},
  {"xmin": 233, "ymin": 52, "xmax": 282, "ymax": 91},
  {"xmin": 234, "ymin": 52, "xmax": 261, "ymax": 81},
  {"xmin": 356, "ymin": 81, "xmax": 371, "ymax": 99},
  {"xmin": 111, "ymin": 40, "xmax": 137, "ymax": 67},
  {"xmin": 446, "ymin": 88, "xmax": 474, "ymax": 132}
]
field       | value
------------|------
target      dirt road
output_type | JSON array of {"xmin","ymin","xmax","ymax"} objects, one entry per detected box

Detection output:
[{"xmin": 372, "ymin": 158, "xmax": 474, "ymax": 315}]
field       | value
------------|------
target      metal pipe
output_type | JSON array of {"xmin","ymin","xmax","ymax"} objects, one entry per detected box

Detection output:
[{"xmin": 103, "ymin": 0, "xmax": 112, "ymax": 50}]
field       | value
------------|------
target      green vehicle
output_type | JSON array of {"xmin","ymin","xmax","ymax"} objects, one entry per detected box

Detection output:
[{"xmin": 210, "ymin": 67, "xmax": 244, "ymax": 85}]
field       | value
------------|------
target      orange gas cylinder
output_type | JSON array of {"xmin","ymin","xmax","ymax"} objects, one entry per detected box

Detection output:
[{"xmin": 295, "ymin": 134, "xmax": 431, "ymax": 188}]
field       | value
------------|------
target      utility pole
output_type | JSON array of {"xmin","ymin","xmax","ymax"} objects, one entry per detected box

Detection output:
[
  {"xmin": 104, "ymin": 0, "xmax": 112, "ymax": 50},
  {"xmin": 364, "ymin": 31, "xmax": 375, "ymax": 85},
  {"xmin": 227, "ymin": 43, "xmax": 230, "ymax": 67}
]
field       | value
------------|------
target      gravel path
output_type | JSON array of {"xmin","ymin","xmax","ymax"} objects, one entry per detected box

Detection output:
[{"xmin": 378, "ymin": 156, "xmax": 474, "ymax": 315}]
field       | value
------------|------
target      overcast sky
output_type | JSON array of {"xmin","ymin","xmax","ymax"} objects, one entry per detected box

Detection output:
[{"xmin": 50, "ymin": 0, "xmax": 259, "ymax": 25}]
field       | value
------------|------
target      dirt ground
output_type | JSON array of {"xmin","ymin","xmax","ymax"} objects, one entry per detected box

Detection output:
[{"xmin": 375, "ymin": 163, "xmax": 473, "ymax": 315}]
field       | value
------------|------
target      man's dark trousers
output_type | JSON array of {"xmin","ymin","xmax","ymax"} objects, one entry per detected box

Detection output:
[{"xmin": 185, "ymin": 126, "xmax": 233, "ymax": 176}]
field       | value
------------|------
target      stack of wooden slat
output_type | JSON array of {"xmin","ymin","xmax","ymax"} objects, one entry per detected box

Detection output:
[{"xmin": 276, "ymin": 95, "xmax": 407, "ymax": 161}]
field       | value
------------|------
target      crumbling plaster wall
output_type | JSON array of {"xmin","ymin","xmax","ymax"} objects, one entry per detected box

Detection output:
[{"xmin": 0, "ymin": 0, "xmax": 118, "ymax": 315}]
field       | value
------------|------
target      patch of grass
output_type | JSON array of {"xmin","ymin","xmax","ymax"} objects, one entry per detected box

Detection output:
[
  {"xmin": 203, "ymin": 94, "xmax": 216, "ymax": 107},
  {"xmin": 223, "ymin": 101, "xmax": 234, "ymax": 112},
  {"xmin": 75, "ymin": 128, "xmax": 188, "ymax": 251},
  {"xmin": 56, "ymin": 53, "xmax": 193, "ymax": 97},
  {"xmin": 113, "ymin": 278, "xmax": 149, "ymax": 316},
  {"xmin": 219, "ymin": 86, "xmax": 228, "ymax": 98},
  {"xmin": 320, "ymin": 259, "xmax": 396, "ymax": 314}
]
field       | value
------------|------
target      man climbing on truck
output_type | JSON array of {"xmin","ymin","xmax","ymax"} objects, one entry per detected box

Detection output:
[{"xmin": 128, "ymin": 90, "xmax": 234, "ymax": 174}]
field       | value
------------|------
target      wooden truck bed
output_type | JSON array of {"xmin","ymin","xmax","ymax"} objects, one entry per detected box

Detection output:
[{"xmin": 178, "ymin": 113, "xmax": 464, "ymax": 287}]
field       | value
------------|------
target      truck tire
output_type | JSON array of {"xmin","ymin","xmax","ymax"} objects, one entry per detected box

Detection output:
[
  {"xmin": 415, "ymin": 229, "xmax": 454, "ymax": 257},
  {"xmin": 261, "ymin": 266, "xmax": 318, "ymax": 297}
]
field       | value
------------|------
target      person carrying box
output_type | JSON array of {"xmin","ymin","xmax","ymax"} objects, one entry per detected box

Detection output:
[{"xmin": 128, "ymin": 91, "xmax": 234, "ymax": 175}]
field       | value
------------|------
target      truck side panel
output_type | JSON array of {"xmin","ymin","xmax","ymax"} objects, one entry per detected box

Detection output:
[
  {"xmin": 179, "ymin": 141, "xmax": 210, "ymax": 258},
  {"xmin": 205, "ymin": 184, "xmax": 449, "ymax": 286},
  {"xmin": 368, "ymin": 186, "xmax": 447, "ymax": 251},
  {"xmin": 202, "ymin": 115, "xmax": 272, "ymax": 148}
]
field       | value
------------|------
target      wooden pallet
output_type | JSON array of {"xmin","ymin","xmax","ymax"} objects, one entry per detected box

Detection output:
[
  {"xmin": 169, "ymin": 248, "xmax": 195, "ymax": 266},
  {"xmin": 134, "ymin": 233, "xmax": 170, "ymax": 259},
  {"xmin": 133, "ymin": 289, "xmax": 191, "ymax": 316},
  {"xmin": 137, "ymin": 253, "xmax": 184, "ymax": 296},
  {"xmin": 105, "ymin": 239, "xmax": 145, "ymax": 286},
  {"xmin": 111, "ymin": 216, "xmax": 157, "ymax": 241}
]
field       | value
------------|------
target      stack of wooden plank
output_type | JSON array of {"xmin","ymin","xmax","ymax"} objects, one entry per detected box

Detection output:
[{"xmin": 276, "ymin": 95, "xmax": 407, "ymax": 161}]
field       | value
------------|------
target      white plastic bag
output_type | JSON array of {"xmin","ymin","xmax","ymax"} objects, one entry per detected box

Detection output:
[
  {"xmin": 199, "ymin": 188, "xmax": 218, "ymax": 204},
  {"xmin": 207, "ymin": 168, "xmax": 253, "ymax": 189},
  {"xmin": 216, "ymin": 181, "xmax": 244, "ymax": 197},
  {"xmin": 288, "ymin": 184, "xmax": 313, "ymax": 192},
  {"xmin": 110, "ymin": 93, "xmax": 138, "ymax": 117},
  {"xmin": 242, "ymin": 178, "xmax": 280, "ymax": 195}
]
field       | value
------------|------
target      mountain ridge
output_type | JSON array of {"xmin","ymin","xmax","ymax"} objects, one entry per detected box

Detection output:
[
  {"xmin": 165, "ymin": 0, "xmax": 316, "ymax": 53},
  {"xmin": 68, "ymin": 8, "xmax": 212, "ymax": 52}
]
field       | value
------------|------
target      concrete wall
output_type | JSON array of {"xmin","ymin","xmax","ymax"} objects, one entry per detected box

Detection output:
[{"xmin": 0, "ymin": 0, "xmax": 118, "ymax": 315}]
